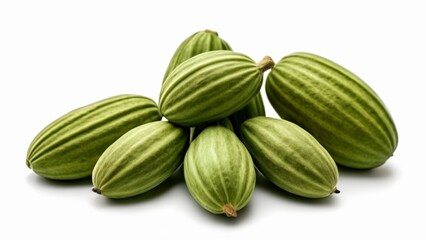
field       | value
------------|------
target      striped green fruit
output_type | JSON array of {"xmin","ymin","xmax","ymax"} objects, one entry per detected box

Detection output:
[
  {"xmin": 160, "ymin": 50, "xmax": 274, "ymax": 127},
  {"xmin": 92, "ymin": 121, "xmax": 189, "ymax": 199},
  {"xmin": 229, "ymin": 92, "xmax": 265, "ymax": 138},
  {"xmin": 240, "ymin": 116, "xmax": 339, "ymax": 198},
  {"xmin": 266, "ymin": 52, "xmax": 398, "ymax": 169},
  {"xmin": 162, "ymin": 29, "xmax": 232, "ymax": 82},
  {"xmin": 26, "ymin": 94, "xmax": 161, "ymax": 180},
  {"xmin": 184, "ymin": 125, "xmax": 256, "ymax": 217}
]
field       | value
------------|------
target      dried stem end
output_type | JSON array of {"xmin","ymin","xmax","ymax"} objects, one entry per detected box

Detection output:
[
  {"xmin": 256, "ymin": 56, "xmax": 275, "ymax": 72},
  {"xmin": 92, "ymin": 187, "xmax": 102, "ymax": 194},
  {"xmin": 223, "ymin": 203, "xmax": 237, "ymax": 218}
]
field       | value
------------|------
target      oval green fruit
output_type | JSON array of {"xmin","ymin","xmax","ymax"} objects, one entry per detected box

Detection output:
[
  {"xmin": 266, "ymin": 52, "xmax": 398, "ymax": 169},
  {"xmin": 240, "ymin": 116, "xmax": 339, "ymax": 198},
  {"xmin": 160, "ymin": 50, "xmax": 274, "ymax": 127},
  {"xmin": 184, "ymin": 125, "xmax": 256, "ymax": 217},
  {"xmin": 92, "ymin": 121, "xmax": 189, "ymax": 199},
  {"xmin": 26, "ymin": 94, "xmax": 162, "ymax": 180},
  {"xmin": 162, "ymin": 29, "xmax": 232, "ymax": 82}
]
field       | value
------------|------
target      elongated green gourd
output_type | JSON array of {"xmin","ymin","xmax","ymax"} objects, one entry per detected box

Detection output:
[
  {"xmin": 160, "ymin": 50, "xmax": 274, "ymax": 127},
  {"xmin": 184, "ymin": 126, "xmax": 256, "ymax": 217},
  {"xmin": 240, "ymin": 116, "xmax": 339, "ymax": 198},
  {"xmin": 163, "ymin": 29, "xmax": 232, "ymax": 82},
  {"xmin": 92, "ymin": 121, "xmax": 189, "ymax": 198},
  {"xmin": 266, "ymin": 52, "xmax": 398, "ymax": 169},
  {"xmin": 26, "ymin": 94, "xmax": 162, "ymax": 180}
]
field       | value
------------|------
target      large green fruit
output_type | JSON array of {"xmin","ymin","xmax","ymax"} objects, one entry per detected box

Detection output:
[
  {"xmin": 160, "ymin": 50, "xmax": 274, "ymax": 127},
  {"xmin": 240, "ymin": 116, "xmax": 339, "ymax": 198},
  {"xmin": 266, "ymin": 52, "xmax": 398, "ymax": 169},
  {"xmin": 92, "ymin": 121, "xmax": 189, "ymax": 199},
  {"xmin": 162, "ymin": 29, "xmax": 232, "ymax": 82},
  {"xmin": 184, "ymin": 125, "xmax": 256, "ymax": 217},
  {"xmin": 26, "ymin": 94, "xmax": 161, "ymax": 180}
]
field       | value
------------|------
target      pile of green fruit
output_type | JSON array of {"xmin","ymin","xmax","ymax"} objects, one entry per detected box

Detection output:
[{"xmin": 26, "ymin": 30, "xmax": 398, "ymax": 217}]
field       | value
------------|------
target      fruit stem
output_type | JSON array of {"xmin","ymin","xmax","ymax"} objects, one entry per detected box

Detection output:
[
  {"xmin": 256, "ymin": 56, "xmax": 275, "ymax": 72},
  {"xmin": 204, "ymin": 29, "xmax": 218, "ymax": 36},
  {"xmin": 334, "ymin": 189, "xmax": 341, "ymax": 194},
  {"xmin": 92, "ymin": 187, "xmax": 102, "ymax": 194},
  {"xmin": 223, "ymin": 203, "xmax": 237, "ymax": 217}
]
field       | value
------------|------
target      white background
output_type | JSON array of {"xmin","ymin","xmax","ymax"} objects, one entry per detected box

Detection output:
[{"xmin": 1, "ymin": 0, "xmax": 425, "ymax": 239}]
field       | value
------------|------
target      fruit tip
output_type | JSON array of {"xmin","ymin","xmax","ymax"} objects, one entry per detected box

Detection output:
[
  {"xmin": 256, "ymin": 56, "xmax": 275, "ymax": 72},
  {"xmin": 204, "ymin": 29, "xmax": 218, "ymax": 36},
  {"xmin": 26, "ymin": 159, "xmax": 31, "ymax": 169},
  {"xmin": 223, "ymin": 203, "xmax": 237, "ymax": 218},
  {"xmin": 92, "ymin": 187, "xmax": 102, "ymax": 195}
]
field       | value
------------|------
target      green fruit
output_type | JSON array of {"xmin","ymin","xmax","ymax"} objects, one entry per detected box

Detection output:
[
  {"xmin": 240, "ymin": 116, "xmax": 339, "ymax": 198},
  {"xmin": 266, "ymin": 52, "xmax": 398, "ymax": 169},
  {"xmin": 92, "ymin": 121, "xmax": 189, "ymax": 198},
  {"xmin": 163, "ymin": 29, "xmax": 232, "ymax": 82},
  {"xmin": 160, "ymin": 50, "xmax": 274, "ymax": 127},
  {"xmin": 184, "ymin": 126, "xmax": 256, "ymax": 217},
  {"xmin": 26, "ymin": 94, "xmax": 162, "ymax": 180}
]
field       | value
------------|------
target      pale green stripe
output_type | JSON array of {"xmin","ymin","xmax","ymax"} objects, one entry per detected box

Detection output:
[
  {"xmin": 29, "ymin": 99, "xmax": 158, "ymax": 162},
  {"xmin": 268, "ymin": 64, "xmax": 390, "ymax": 158},
  {"xmin": 285, "ymin": 55, "xmax": 396, "ymax": 148}
]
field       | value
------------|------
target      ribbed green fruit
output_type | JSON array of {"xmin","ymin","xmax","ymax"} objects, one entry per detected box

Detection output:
[
  {"xmin": 184, "ymin": 126, "xmax": 256, "ymax": 217},
  {"xmin": 162, "ymin": 29, "xmax": 232, "ymax": 82},
  {"xmin": 26, "ymin": 94, "xmax": 162, "ymax": 180},
  {"xmin": 92, "ymin": 121, "xmax": 189, "ymax": 199},
  {"xmin": 266, "ymin": 52, "xmax": 398, "ymax": 169},
  {"xmin": 240, "ymin": 117, "xmax": 339, "ymax": 198},
  {"xmin": 160, "ymin": 50, "xmax": 274, "ymax": 127},
  {"xmin": 229, "ymin": 92, "xmax": 265, "ymax": 138}
]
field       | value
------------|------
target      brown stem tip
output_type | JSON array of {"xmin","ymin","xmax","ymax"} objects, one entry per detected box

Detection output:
[
  {"xmin": 334, "ymin": 189, "xmax": 341, "ymax": 194},
  {"xmin": 223, "ymin": 203, "xmax": 237, "ymax": 218},
  {"xmin": 92, "ymin": 187, "xmax": 102, "ymax": 194},
  {"xmin": 256, "ymin": 56, "xmax": 275, "ymax": 72}
]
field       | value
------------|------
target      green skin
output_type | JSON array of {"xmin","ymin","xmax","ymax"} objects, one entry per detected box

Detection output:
[
  {"xmin": 191, "ymin": 117, "xmax": 234, "ymax": 141},
  {"xmin": 184, "ymin": 126, "xmax": 256, "ymax": 217},
  {"xmin": 92, "ymin": 121, "xmax": 189, "ymax": 199},
  {"xmin": 159, "ymin": 50, "xmax": 273, "ymax": 127},
  {"xmin": 228, "ymin": 92, "xmax": 266, "ymax": 139},
  {"xmin": 162, "ymin": 29, "xmax": 232, "ymax": 83},
  {"xmin": 266, "ymin": 52, "xmax": 398, "ymax": 169},
  {"xmin": 26, "ymin": 94, "xmax": 162, "ymax": 180},
  {"xmin": 240, "ymin": 116, "xmax": 339, "ymax": 198}
]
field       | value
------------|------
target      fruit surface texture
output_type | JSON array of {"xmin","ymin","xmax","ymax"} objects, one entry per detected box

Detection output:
[
  {"xmin": 240, "ymin": 116, "xmax": 339, "ymax": 198},
  {"xmin": 160, "ymin": 50, "xmax": 274, "ymax": 127},
  {"xmin": 26, "ymin": 94, "xmax": 161, "ymax": 180},
  {"xmin": 92, "ymin": 121, "xmax": 189, "ymax": 198},
  {"xmin": 229, "ymin": 92, "xmax": 265, "ymax": 138},
  {"xmin": 184, "ymin": 125, "xmax": 256, "ymax": 217},
  {"xmin": 162, "ymin": 29, "xmax": 232, "ymax": 82},
  {"xmin": 266, "ymin": 52, "xmax": 398, "ymax": 169}
]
